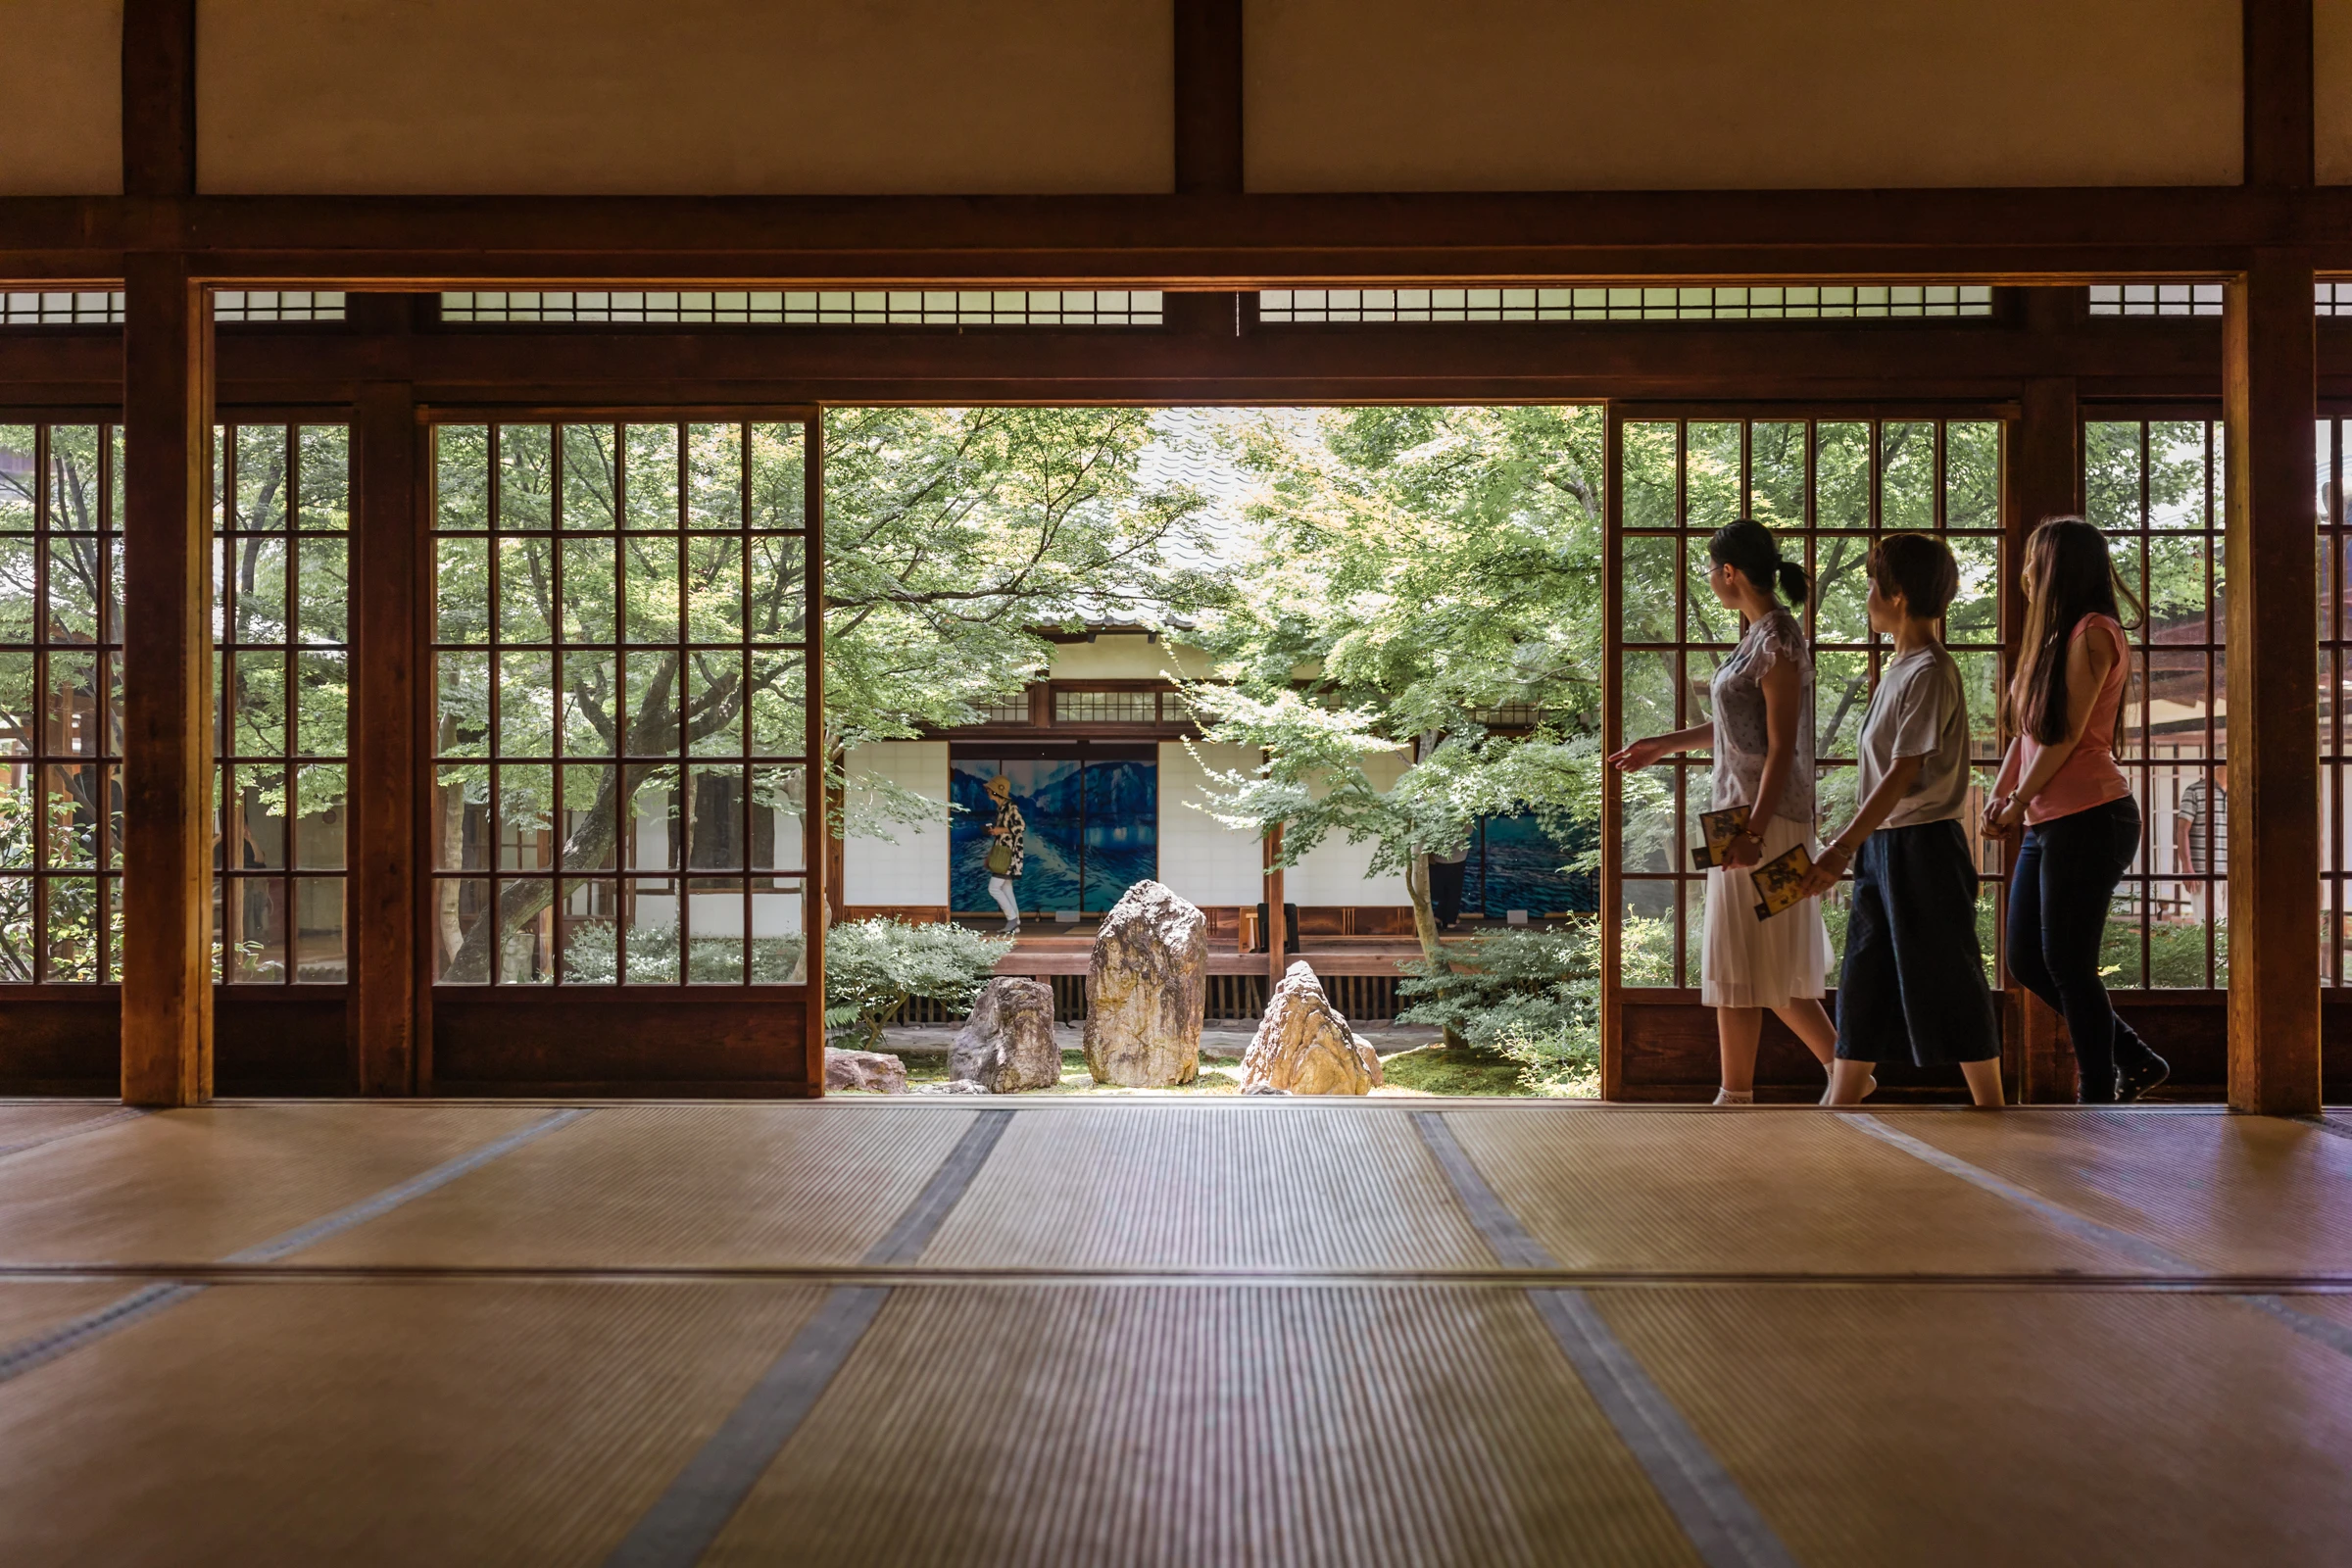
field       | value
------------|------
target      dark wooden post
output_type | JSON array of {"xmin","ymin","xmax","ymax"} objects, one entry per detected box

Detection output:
[
  {"xmin": 806, "ymin": 414, "xmax": 829, "ymax": 1090},
  {"xmin": 2002, "ymin": 360, "xmax": 2081, "ymax": 1102},
  {"xmin": 1265, "ymin": 821, "xmax": 1286, "ymax": 993},
  {"xmin": 351, "ymin": 363, "xmax": 421, "ymax": 1095},
  {"xmin": 120, "ymin": 256, "xmax": 213, "ymax": 1105},
  {"xmin": 2223, "ymin": 252, "xmax": 2322, "ymax": 1115}
]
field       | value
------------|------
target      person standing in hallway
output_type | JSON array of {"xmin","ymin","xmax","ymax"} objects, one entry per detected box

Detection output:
[
  {"xmin": 982, "ymin": 774, "xmax": 1025, "ymax": 939},
  {"xmin": 1609, "ymin": 518, "xmax": 1837, "ymax": 1104},
  {"xmin": 1984, "ymin": 516, "xmax": 2170, "ymax": 1103},
  {"xmin": 1802, "ymin": 534, "xmax": 2002, "ymax": 1108},
  {"xmin": 2175, "ymin": 761, "xmax": 2227, "ymax": 924}
]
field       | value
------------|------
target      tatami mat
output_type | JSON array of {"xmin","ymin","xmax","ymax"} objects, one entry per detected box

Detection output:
[
  {"xmin": 0, "ymin": 1103, "xmax": 136, "ymax": 1155},
  {"xmin": 0, "ymin": 1105, "xmax": 555, "ymax": 1266},
  {"xmin": 710, "ymin": 1283, "xmax": 1701, "ymax": 1568},
  {"xmin": 920, "ymin": 1105, "xmax": 1494, "ymax": 1272},
  {"xmin": 299, "ymin": 1104, "xmax": 981, "ymax": 1270},
  {"xmin": 0, "ymin": 1280, "xmax": 831, "ymax": 1566},
  {"xmin": 0, "ymin": 1281, "xmax": 163, "ymax": 1347},
  {"xmin": 1441, "ymin": 1107, "xmax": 2151, "ymax": 1276},
  {"xmin": 1595, "ymin": 1285, "xmax": 2352, "ymax": 1567},
  {"xmin": 1890, "ymin": 1109, "xmax": 2352, "ymax": 1275}
]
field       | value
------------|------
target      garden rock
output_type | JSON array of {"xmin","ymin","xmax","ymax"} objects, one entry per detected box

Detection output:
[
  {"xmin": 824, "ymin": 1047, "xmax": 907, "ymax": 1095},
  {"xmin": 1240, "ymin": 961, "xmax": 1384, "ymax": 1096},
  {"xmin": 1084, "ymin": 880, "xmax": 1206, "ymax": 1087},
  {"xmin": 951, "ymin": 977, "xmax": 1060, "ymax": 1093}
]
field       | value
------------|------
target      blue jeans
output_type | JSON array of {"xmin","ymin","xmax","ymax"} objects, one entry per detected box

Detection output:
[{"xmin": 2004, "ymin": 796, "xmax": 2154, "ymax": 1102}]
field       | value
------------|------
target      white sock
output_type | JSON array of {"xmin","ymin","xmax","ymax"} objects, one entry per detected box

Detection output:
[{"xmin": 1713, "ymin": 1088, "xmax": 1754, "ymax": 1105}]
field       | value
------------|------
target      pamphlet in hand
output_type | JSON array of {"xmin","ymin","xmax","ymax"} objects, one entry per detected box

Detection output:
[
  {"xmin": 1749, "ymin": 842, "xmax": 1816, "ymax": 920},
  {"xmin": 1690, "ymin": 806, "xmax": 1752, "ymax": 870}
]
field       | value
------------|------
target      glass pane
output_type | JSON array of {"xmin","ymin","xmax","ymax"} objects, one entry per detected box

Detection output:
[
  {"xmin": 1618, "ymin": 880, "xmax": 1675, "ymax": 987},
  {"xmin": 227, "ymin": 878, "xmax": 287, "ymax": 982},
  {"xmin": 296, "ymin": 426, "xmax": 349, "ymax": 532},
  {"xmin": 687, "ymin": 654, "xmax": 745, "ymax": 757},
  {"xmin": 0, "ymin": 874, "xmax": 28, "ymax": 978},
  {"xmin": 2147, "ymin": 421, "xmax": 2208, "ymax": 529},
  {"xmin": 295, "ymin": 651, "xmax": 346, "ymax": 758},
  {"xmin": 434, "ymin": 766, "xmax": 486, "ymax": 869},
  {"xmin": 2144, "ymin": 534, "xmax": 2209, "ymax": 642},
  {"xmin": 750, "ymin": 764, "xmax": 808, "ymax": 872},
  {"xmin": 436, "ymin": 537, "xmax": 491, "ymax": 644},
  {"xmin": 560, "ymin": 653, "xmax": 618, "ymax": 757},
  {"xmin": 0, "ymin": 427, "xmax": 35, "ymax": 533},
  {"xmin": 497, "ymin": 425, "xmax": 554, "ymax": 531},
  {"xmin": 624, "ymin": 767, "xmax": 681, "ymax": 868},
  {"xmin": 1945, "ymin": 421, "xmax": 2000, "ymax": 529},
  {"xmin": 437, "ymin": 652, "xmax": 490, "ymax": 756},
  {"xmin": 1816, "ymin": 650, "xmax": 1871, "ymax": 760},
  {"xmin": 292, "ymin": 877, "xmax": 346, "ymax": 981},
  {"xmin": 2084, "ymin": 423, "xmax": 2143, "ymax": 529},
  {"xmin": 500, "ymin": 764, "xmax": 556, "ymax": 869},
  {"xmin": 497, "ymin": 652, "xmax": 556, "ymax": 757},
  {"xmin": 561, "ymin": 537, "xmax": 619, "ymax": 643},
  {"xmin": 0, "ymin": 537, "xmax": 34, "ymax": 641},
  {"xmin": 1618, "ymin": 650, "xmax": 1677, "ymax": 760},
  {"xmin": 685, "ymin": 883, "xmax": 748, "ymax": 984},
  {"xmin": 685, "ymin": 423, "xmax": 745, "ymax": 529},
  {"xmin": 42, "ymin": 537, "xmax": 100, "ymax": 643},
  {"xmin": 748, "ymin": 423, "xmax": 807, "ymax": 530},
  {"xmin": 494, "ymin": 882, "xmax": 555, "ymax": 984},
  {"xmin": 751, "ymin": 879, "xmax": 808, "ymax": 983},
  {"xmin": 1620, "ymin": 423, "xmax": 1678, "ymax": 530},
  {"xmin": 562, "ymin": 425, "xmax": 619, "ymax": 530},
  {"xmin": 1748, "ymin": 421, "xmax": 1805, "ymax": 530},
  {"xmin": 293, "ymin": 764, "xmax": 346, "ymax": 869},
  {"xmin": 623, "ymin": 537, "xmax": 681, "ymax": 644},
  {"xmin": 562, "ymin": 763, "xmax": 619, "ymax": 870},
  {"xmin": 559, "ymin": 879, "xmax": 619, "ymax": 983},
  {"xmin": 497, "ymin": 537, "xmax": 555, "ymax": 644},
  {"xmin": 624, "ymin": 424, "xmax": 680, "ymax": 531},
  {"xmin": 623, "ymin": 879, "xmax": 682, "ymax": 984},
  {"xmin": 233, "ymin": 426, "xmax": 289, "ymax": 531},
  {"xmin": 433, "ymin": 879, "xmax": 492, "ymax": 982},
  {"xmin": 1945, "ymin": 535, "xmax": 2001, "ymax": 647},
  {"xmin": 686, "ymin": 535, "xmax": 746, "ymax": 644},
  {"xmin": 2101, "ymin": 892, "xmax": 2146, "ymax": 989},
  {"xmin": 1686, "ymin": 422, "xmax": 1741, "ymax": 530},
  {"xmin": 436, "ymin": 426, "xmax": 490, "ymax": 531},
  {"xmin": 1620, "ymin": 534, "xmax": 1677, "ymax": 645},
  {"xmin": 1815, "ymin": 423, "xmax": 1870, "ymax": 528},
  {"xmin": 298, "ymin": 537, "xmax": 348, "ymax": 645},
  {"xmin": 1879, "ymin": 422, "xmax": 1935, "ymax": 527},
  {"xmin": 749, "ymin": 654, "xmax": 807, "ymax": 759},
  {"xmin": 43, "ymin": 876, "xmax": 102, "ymax": 982},
  {"xmin": 230, "ymin": 536, "xmax": 292, "ymax": 646},
  {"xmin": 745, "ymin": 533, "xmax": 805, "ymax": 643},
  {"xmin": 1812, "ymin": 534, "xmax": 1874, "ymax": 647}
]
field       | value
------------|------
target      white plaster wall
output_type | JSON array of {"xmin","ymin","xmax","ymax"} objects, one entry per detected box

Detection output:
[
  {"xmin": 843, "ymin": 741, "xmax": 950, "ymax": 906},
  {"xmin": 1047, "ymin": 634, "xmax": 1215, "ymax": 680},
  {"xmin": 1284, "ymin": 749, "xmax": 1413, "ymax": 906},
  {"xmin": 1155, "ymin": 742, "xmax": 1265, "ymax": 907}
]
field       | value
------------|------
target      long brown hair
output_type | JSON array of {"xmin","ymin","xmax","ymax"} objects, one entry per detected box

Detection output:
[{"xmin": 2003, "ymin": 516, "xmax": 2142, "ymax": 746}]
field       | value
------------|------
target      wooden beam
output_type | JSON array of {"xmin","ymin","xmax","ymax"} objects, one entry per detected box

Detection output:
[
  {"xmin": 2244, "ymin": 0, "xmax": 2316, "ymax": 189},
  {"xmin": 2001, "ymin": 314, "xmax": 2084, "ymax": 1102},
  {"xmin": 21, "ymin": 184, "xmax": 2352, "ymax": 284},
  {"xmin": 1173, "ymin": 0, "xmax": 1244, "ymax": 196},
  {"xmin": 1599, "ymin": 407, "xmax": 1626, "ymax": 1102},
  {"xmin": 120, "ymin": 255, "xmax": 212, "ymax": 1105},
  {"xmin": 805, "ymin": 414, "xmax": 829, "ymax": 1092},
  {"xmin": 350, "ymin": 361, "xmax": 420, "ymax": 1095},
  {"xmin": 2224, "ymin": 251, "xmax": 2323, "ymax": 1115},
  {"xmin": 121, "ymin": 0, "xmax": 196, "ymax": 197}
]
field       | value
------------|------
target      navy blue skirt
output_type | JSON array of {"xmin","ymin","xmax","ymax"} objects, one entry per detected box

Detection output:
[{"xmin": 1833, "ymin": 819, "xmax": 2000, "ymax": 1065}]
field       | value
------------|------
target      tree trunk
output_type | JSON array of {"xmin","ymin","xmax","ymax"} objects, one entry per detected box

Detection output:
[{"xmin": 1405, "ymin": 853, "xmax": 1468, "ymax": 1052}]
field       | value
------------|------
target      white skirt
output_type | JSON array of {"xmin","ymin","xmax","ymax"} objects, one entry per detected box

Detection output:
[{"xmin": 1700, "ymin": 812, "xmax": 1834, "ymax": 1009}]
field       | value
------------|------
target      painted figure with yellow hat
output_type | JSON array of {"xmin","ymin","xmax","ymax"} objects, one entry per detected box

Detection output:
[{"xmin": 982, "ymin": 774, "xmax": 1025, "ymax": 936}]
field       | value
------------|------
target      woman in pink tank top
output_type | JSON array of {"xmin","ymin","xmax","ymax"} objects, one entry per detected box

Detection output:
[{"xmin": 1984, "ymin": 517, "xmax": 2167, "ymax": 1103}]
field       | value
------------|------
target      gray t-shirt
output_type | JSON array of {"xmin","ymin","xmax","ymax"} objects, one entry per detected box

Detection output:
[{"xmin": 1856, "ymin": 645, "xmax": 1971, "ymax": 829}]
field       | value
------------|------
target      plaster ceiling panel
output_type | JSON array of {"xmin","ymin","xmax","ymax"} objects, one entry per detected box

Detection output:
[
  {"xmin": 197, "ymin": 0, "xmax": 1172, "ymax": 195},
  {"xmin": 0, "ymin": 0, "xmax": 122, "ymax": 195}
]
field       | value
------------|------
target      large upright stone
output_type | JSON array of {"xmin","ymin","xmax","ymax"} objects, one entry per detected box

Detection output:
[
  {"xmin": 1241, "ymin": 961, "xmax": 1384, "ymax": 1096},
  {"xmin": 951, "ymin": 976, "xmax": 1061, "ymax": 1093},
  {"xmin": 1083, "ymin": 880, "xmax": 1207, "ymax": 1087}
]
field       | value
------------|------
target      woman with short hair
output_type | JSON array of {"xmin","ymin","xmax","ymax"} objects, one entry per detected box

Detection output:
[
  {"xmin": 1984, "ymin": 516, "xmax": 2169, "ymax": 1103},
  {"xmin": 1806, "ymin": 533, "xmax": 2002, "ymax": 1107},
  {"xmin": 1610, "ymin": 518, "xmax": 1837, "ymax": 1104}
]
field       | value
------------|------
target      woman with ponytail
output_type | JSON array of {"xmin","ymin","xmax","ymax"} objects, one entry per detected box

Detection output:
[
  {"xmin": 1984, "ymin": 516, "xmax": 2169, "ymax": 1102},
  {"xmin": 1610, "ymin": 518, "xmax": 1838, "ymax": 1104}
]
